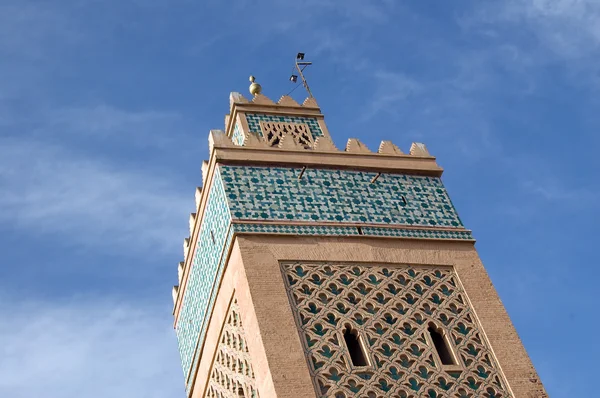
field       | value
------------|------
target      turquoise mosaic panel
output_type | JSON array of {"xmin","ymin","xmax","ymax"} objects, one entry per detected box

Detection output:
[
  {"xmin": 245, "ymin": 113, "xmax": 323, "ymax": 138},
  {"xmin": 363, "ymin": 226, "xmax": 474, "ymax": 240},
  {"xmin": 176, "ymin": 170, "xmax": 231, "ymax": 383},
  {"xmin": 231, "ymin": 122, "xmax": 244, "ymax": 146},
  {"xmin": 186, "ymin": 226, "xmax": 235, "ymax": 392},
  {"xmin": 233, "ymin": 223, "xmax": 359, "ymax": 236},
  {"xmin": 233, "ymin": 223, "xmax": 473, "ymax": 241},
  {"xmin": 220, "ymin": 166, "xmax": 463, "ymax": 228}
]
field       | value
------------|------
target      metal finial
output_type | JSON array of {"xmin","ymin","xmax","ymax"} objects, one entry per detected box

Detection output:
[{"xmin": 249, "ymin": 75, "xmax": 262, "ymax": 96}]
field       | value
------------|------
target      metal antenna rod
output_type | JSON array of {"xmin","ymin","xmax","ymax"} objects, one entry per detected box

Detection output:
[{"xmin": 290, "ymin": 52, "xmax": 314, "ymax": 98}]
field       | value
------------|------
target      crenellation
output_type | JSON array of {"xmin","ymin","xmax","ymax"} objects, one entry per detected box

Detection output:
[
  {"xmin": 183, "ymin": 237, "xmax": 190, "ymax": 258},
  {"xmin": 312, "ymin": 135, "xmax": 338, "ymax": 152},
  {"xmin": 224, "ymin": 114, "xmax": 230, "ymax": 131},
  {"xmin": 229, "ymin": 91, "xmax": 249, "ymax": 109},
  {"xmin": 345, "ymin": 138, "xmax": 373, "ymax": 153},
  {"xmin": 301, "ymin": 96, "xmax": 319, "ymax": 109},
  {"xmin": 178, "ymin": 261, "xmax": 184, "ymax": 283},
  {"xmin": 242, "ymin": 131, "xmax": 265, "ymax": 148},
  {"xmin": 208, "ymin": 129, "xmax": 232, "ymax": 153},
  {"xmin": 201, "ymin": 160, "xmax": 209, "ymax": 186},
  {"xmin": 276, "ymin": 95, "xmax": 301, "ymax": 107},
  {"xmin": 172, "ymin": 285, "xmax": 179, "ymax": 305},
  {"xmin": 378, "ymin": 140, "xmax": 405, "ymax": 155},
  {"xmin": 251, "ymin": 93, "xmax": 275, "ymax": 105},
  {"xmin": 410, "ymin": 142, "xmax": 432, "ymax": 157},
  {"xmin": 278, "ymin": 133, "xmax": 303, "ymax": 150},
  {"xmin": 189, "ymin": 213, "xmax": 196, "ymax": 236},
  {"xmin": 195, "ymin": 187, "xmax": 202, "ymax": 209}
]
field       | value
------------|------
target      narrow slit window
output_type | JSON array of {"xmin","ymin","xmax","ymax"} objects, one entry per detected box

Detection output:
[
  {"xmin": 428, "ymin": 324, "xmax": 456, "ymax": 365},
  {"xmin": 343, "ymin": 326, "xmax": 368, "ymax": 366}
]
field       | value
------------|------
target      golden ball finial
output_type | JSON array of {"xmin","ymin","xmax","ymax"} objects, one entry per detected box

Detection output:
[{"xmin": 249, "ymin": 75, "xmax": 262, "ymax": 96}]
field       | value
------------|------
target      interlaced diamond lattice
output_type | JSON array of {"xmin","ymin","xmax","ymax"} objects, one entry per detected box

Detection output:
[
  {"xmin": 281, "ymin": 262, "xmax": 511, "ymax": 398},
  {"xmin": 205, "ymin": 299, "xmax": 259, "ymax": 398},
  {"xmin": 259, "ymin": 121, "xmax": 314, "ymax": 149}
]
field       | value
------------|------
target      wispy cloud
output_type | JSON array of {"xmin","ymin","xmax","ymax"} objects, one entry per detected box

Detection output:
[
  {"xmin": 0, "ymin": 297, "xmax": 182, "ymax": 398},
  {"xmin": 41, "ymin": 105, "xmax": 190, "ymax": 149},
  {"xmin": 462, "ymin": 0, "xmax": 600, "ymax": 88},
  {"xmin": 493, "ymin": 0, "xmax": 600, "ymax": 57},
  {"xmin": 521, "ymin": 177, "xmax": 599, "ymax": 203},
  {"xmin": 360, "ymin": 70, "xmax": 422, "ymax": 122},
  {"xmin": 0, "ymin": 138, "xmax": 191, "ymax": 255}
]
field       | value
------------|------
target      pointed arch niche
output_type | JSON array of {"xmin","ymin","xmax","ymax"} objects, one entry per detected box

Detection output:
[{"xmin": 427, "ymin": 322, "xmax": 462, "ymax": 374}]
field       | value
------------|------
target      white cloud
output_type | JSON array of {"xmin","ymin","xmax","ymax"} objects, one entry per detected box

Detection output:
[
  {"xmin": 0, "ymin": 138, "xmax": 192, "ymax": 255},
  {"xmin": 465, "ymin": 0, "xmax": 600, "ymax": 65},
  {"xmin": 0, "ymin": 297, "xmax": 183, "ymax": 398}
]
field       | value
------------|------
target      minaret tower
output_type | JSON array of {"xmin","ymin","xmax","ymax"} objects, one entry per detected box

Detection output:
[{"xmin": 172, "ymin": 76, "xmax": 547, "ymax": 398}]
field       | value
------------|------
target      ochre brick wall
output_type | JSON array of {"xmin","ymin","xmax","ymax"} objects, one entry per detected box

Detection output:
[{"xmin": 228, "ymin": 235, "xmax": 546, "ymax": 398}]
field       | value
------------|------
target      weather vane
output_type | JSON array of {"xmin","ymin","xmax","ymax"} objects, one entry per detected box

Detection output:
[{"xmin": 289, "ymin": 52, "xmax": 314, "ymax": 98}]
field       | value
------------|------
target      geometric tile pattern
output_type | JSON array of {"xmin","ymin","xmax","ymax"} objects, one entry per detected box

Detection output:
[
  {"xmin": 187, "ymin": 226, "xmax": 235, "ymax": 393},
  {"xmin": 220, "ymin": 166, "xmax": 463, "ymax": 228},
  {"xmin": 363, "ymin": 227, "xmax": 473, "ymax": 241},
  {"xmin": 233, "ymin": 223, "xmax": 360, "ymax": 236},
  {"xmin": 176, "ymin": 170, "xmax": 232, "ymax": 384},
  {"xmin": 205, "ymin": 299, "xmax": 260, "ymax": 398},
  {"xmin": 281, "ymin": 262, "xmax": 510, "ymax": 398},
  {"xmin": 232, "ymin": 122, "xmax": 245, "ymax": 146},
  {"xmin": 245, "ymin": 113, "xmax": 323, "ymax": 139},
  {"xmin": 233, "ymin": 223, "xmax": 473, "ymax": 240}
]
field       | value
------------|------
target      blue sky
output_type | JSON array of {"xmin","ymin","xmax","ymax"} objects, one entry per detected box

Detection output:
[{"xmin": 0, "ymin": 0, "xmax": 597, "ymax": 396}]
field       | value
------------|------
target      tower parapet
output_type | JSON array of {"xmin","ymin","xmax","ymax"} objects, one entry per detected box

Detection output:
[{"xmin": 172, "ymin": 87, "xmax": 547, "ymax": 398}]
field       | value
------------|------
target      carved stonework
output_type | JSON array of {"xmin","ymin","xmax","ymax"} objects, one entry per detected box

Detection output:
[
  {"xmin": 259, "ymin": 121, "xmax": 315, "ymax": 149},
  {"xmin": 205, "ymin": 299, "xmax": 259, "ymax": 398},
  {"xmin": 281, "ymin": 262, "xmax": 511, "ymax": 398}
]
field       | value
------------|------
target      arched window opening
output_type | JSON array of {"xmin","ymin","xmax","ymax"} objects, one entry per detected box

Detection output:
[
  {"xmin": 343, "ymin": 325, "xmax": 369, "ymax": 366},
  {"xmin": 428, "ymin": 324, "xmax": 456, "ymax": 365}
]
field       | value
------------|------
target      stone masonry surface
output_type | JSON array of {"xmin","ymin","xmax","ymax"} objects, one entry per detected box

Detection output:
[
  {"xmin": 281, "ymin": 261, "xmax": 510, "ymax": 398},
  {"xmin": 204, "ymin": 298, "xmax": 260, "ymax": 398}
]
